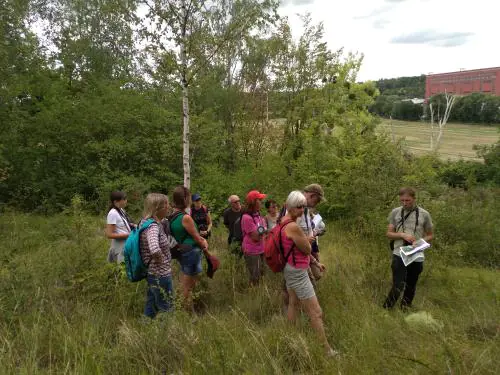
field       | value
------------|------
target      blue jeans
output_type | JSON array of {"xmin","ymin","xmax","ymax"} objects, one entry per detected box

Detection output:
[
  {"xmin": 144, "ymin": 274, "xmax": 174, "ymax": 318},
  {"xmin": 178, "ymin": 247, "xmax": 203, "ymax": 276}
]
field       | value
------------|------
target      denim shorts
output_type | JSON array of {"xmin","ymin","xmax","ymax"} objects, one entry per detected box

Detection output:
[{"xmin": 178, "ymin": 247, "xmax": 203, "ymax": 276}]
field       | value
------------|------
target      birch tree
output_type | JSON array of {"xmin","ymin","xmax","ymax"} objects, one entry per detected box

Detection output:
[
  {"xmin": 429, "ymin": 92, "xmax": 456, "ymax": 151},
  {"xmin": 141, "ymin": 0, "xmax": 278, "ymax": 188}
]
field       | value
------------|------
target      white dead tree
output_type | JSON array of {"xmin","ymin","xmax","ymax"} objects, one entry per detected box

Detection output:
[{"xmin": 429, "ymin": 92, "xmax": 456, "ymax": 151}]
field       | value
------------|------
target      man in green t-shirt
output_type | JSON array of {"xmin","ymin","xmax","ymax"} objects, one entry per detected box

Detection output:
[{"xmin": 383, "ymin": 187, "xmax": 434, "ymax": 310}]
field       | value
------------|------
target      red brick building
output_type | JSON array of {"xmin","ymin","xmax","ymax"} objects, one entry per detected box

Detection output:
[{"xmin": 425, "ymin": 67, "xmax": 500, "ymax": 99}]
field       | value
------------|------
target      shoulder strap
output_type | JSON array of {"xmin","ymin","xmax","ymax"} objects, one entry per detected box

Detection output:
[
  {"xmin": 304, "ymin": 208, "xmax": 310, "ymax": 232},
  {"xmin": 279, "ymin": 219, "xmax": 296, "ymax": 265},
  {"xmin": 116, "ymin": 208, "xmax": 132, "ymax": 232},
  {"xmin": 396, "ymin": 207, "xmax": 413, "ymax": 231},
  {"xmin": 139, "ymin": 219, "xmax": 158, "ymax": 267},
  {"xmin": 277, "ymin": 206, "xmax": 287, "ymax": 224}
]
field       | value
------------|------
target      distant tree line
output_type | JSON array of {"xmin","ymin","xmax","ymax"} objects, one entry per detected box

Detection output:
[
  {"xmin": 375, "ymin": 75, "xmax": 426, "ymax": 98},
  {"xmin": 370, "ymin": 91, "xmax": 500, "ymax": 125}
]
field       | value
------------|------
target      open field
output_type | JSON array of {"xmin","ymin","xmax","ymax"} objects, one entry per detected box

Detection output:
[
  {"xmin": 0, "ymin": 213, "xmax": 498, "ymax": 374},
  {"xmin": 377, "ymin": 119, "xmax": 499, "ymax": 161}
]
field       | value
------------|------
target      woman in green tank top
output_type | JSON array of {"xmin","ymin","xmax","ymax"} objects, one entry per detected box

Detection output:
[{"xmin": 170, "ymin": 186, "xmax": 210, "ymax": 312}]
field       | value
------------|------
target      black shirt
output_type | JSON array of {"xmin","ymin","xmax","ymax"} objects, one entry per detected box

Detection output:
[{"xmin": 223, "ymin": 207, "xmax": 241, "ymax": 239}]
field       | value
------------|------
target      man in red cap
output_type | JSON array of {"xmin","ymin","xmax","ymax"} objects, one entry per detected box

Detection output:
[{"xmin": 241, "ymin": 190, "xmax": 268, "ymax": 286}]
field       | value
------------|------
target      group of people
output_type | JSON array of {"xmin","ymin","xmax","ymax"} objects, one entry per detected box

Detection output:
[
  {"xmin": 106, "ymin": 187, "xmax": 212, "ymax": 318},
  {"xmin": 105, "ymin": 184, "xmax": 434, "ymax": 356}
]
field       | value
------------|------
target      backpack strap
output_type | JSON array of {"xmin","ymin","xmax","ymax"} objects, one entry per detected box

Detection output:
[
  {"xmin": 277, "ymin": 206, "xmax": 287, "ymax": 224},
  {"xmin": 397, "ymin": 206, "xmax": 419, "ymax": 234},
  {"xmin": 116, "ymin": 208, "xmax": 132, "ymax": 232},
  {"xmin": 303, "ymin": 208, "xmax": 310, "ymax": 233},
  {"xmin": 138, "ymin": 218, "xmax": 157, "ymax": 267},
  {"xmin": 279, "ymin": 219, "xmax": 297, "ymax": 266}
]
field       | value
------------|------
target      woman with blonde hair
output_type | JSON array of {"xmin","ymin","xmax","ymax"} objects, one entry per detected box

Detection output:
[
  {"xmin": 281, "ymin": 190, "xmax": 337, "ymax": 356},
  {"xmin": 139, "ymin": 193, "xmax": 177, "ymax": 318}
]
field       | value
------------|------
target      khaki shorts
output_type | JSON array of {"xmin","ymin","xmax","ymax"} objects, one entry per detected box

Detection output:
[{"xmin": 284, "ymin": 263, "xmax": 315, "ymax": 300}]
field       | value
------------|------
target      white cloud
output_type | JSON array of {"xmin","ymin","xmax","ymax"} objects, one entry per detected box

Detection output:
[
  {"xmin": 391, "ymin": 30, "xmax": 474, "ymax": 47},
  {"xmin": 279, "ymin": 0, "xmax": 500, "ymax": 81}
]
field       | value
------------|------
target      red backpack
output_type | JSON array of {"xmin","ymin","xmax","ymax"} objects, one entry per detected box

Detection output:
[{"xmin": 264, "ymin": 218, "xmax": 296, "ymax": 273}]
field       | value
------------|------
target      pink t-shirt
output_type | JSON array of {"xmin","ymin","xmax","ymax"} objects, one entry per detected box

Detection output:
[
  {"xmin": 241, "ymin": 213, "xmax": 266, "ymax": 255},
  {"xmin": 281, "ymin": 223, "xmax": 310, "ymax": 269}
]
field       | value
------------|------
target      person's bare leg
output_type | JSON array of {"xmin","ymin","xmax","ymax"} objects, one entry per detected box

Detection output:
[
  {"xmin": 302, "ymin": 296, "xmax": 335, "ymax": 355},
  {"xmin": 287, "ymin": 288, "xmax": 300, "ymax": 323},
  {"xmin": 181, "ymin": 274, "xmax": 198, "ymax": 312}
]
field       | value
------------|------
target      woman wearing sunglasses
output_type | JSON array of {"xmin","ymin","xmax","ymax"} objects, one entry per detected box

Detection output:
[{"xmin": 281, "ymin": 190, "xmax": 337, "ymax": 357}]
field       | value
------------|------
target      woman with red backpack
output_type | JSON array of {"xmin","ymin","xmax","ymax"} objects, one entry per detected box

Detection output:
[{"xmin": 281, "ymin": 191, "xmax": 337, "ymax": 357}]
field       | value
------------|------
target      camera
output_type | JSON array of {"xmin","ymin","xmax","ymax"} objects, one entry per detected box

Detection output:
[{"xmin": 257, "ymin": 225, "xmax": 267, "ymax": 235}]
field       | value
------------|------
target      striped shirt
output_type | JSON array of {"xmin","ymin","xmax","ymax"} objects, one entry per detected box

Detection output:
[{"xmin": 139, "ymin": 220, "xmax": 177, "ymax": 277}]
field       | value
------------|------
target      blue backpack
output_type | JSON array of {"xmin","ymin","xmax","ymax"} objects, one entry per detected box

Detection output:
[{"xmin": 123, "ymin": 218, "xmax": 155, "ymax": 282}]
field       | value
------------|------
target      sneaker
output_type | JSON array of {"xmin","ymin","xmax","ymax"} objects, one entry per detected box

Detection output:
[{"xmin": 326, "ymin": 348, "xmax": 340, "ymax": 358}]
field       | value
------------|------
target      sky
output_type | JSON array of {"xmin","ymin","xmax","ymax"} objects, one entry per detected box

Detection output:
[{"xmin": 279, "ymin": 0, "xmax": 499, "ymax": 81}]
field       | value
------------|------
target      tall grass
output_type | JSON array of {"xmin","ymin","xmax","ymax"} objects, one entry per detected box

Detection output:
[{"xmin": 0, "ymin": 212, "xmax": 498, "ymax": 374}]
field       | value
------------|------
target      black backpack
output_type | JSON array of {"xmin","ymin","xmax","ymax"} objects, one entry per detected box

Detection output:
[{"xmin": 232, "ymin": 213, "xmax": 247, "ymax": 243}]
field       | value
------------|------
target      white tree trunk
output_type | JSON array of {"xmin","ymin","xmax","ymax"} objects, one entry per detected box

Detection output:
[
  {"xmin": 180, "ymin": 0, "xmax": 190, "ymax": 189},
  {"xmin": 429, "ymin": 103, "xmax": 434, "ymax": 150},
  {"xmin": 435, "ymin": 92, "xmax": 456, "ymax": 151},
  {"xmin": 182, "ymin": 81, "xmax": 190, "ymax": 189}
]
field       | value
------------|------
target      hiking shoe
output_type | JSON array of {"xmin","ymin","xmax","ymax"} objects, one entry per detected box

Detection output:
[{"xmin": 326, "ymin": 348, "xmax": 340, "ymax": 358}]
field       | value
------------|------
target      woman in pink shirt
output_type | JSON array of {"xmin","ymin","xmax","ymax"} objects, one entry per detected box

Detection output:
[
  {"xmin": 282, "ymin": 191, "xmax": 337, "ymax": 357},
  {"xmin": 241, "ymin": 190, "xmax": 268, "ymax": 286}
]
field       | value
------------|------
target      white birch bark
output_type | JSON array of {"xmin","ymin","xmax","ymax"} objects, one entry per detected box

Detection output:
[
  {"xmin": 181, "ymin": 0, "xmax": 190, "ymax": 189},
  {"xmin": 429, "ymin": 103, "xmax": 434, "ymax": 150},
  {"xmin": 435, "ymin": 92, "xmax": 456, "ymax": 151}
]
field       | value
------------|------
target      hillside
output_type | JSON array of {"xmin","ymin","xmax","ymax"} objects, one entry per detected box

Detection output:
[
  {"xmin": 0, "ymin": 213, "xmax": 498, "ymax": 374},
  {"xmin": 375, "ymin": 75, "xmax": 426, "ymax": 98}
]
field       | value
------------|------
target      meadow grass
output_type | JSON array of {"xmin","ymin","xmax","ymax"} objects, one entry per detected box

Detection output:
[
  {"xmin": 377, "ymin": 120, "xmax": 499, "ymax": 161},
  {"xmin": 0, "ymin": 213, "xmax": 498, "ymax": 374}
]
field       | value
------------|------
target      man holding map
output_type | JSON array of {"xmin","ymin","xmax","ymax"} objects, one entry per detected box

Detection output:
[{"xmin": 383, "ymin": 187, "xmax": 434, "ymax": 310}]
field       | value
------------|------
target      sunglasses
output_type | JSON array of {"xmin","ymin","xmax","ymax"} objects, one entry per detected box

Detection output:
[
  {"xmin": 296, "ymin": 205, "xmax": 305, "ymax": 209},
  {"xmin": 231, "ymin": 200, "xmax": 240, "ymax": 204}
]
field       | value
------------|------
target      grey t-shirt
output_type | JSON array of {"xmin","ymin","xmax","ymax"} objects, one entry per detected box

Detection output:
[{"xmin": 388, "ymin": 206, "xmax": 433, "ymax": 261}]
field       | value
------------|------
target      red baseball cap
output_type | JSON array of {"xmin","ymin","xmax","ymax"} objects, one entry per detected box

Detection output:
[{"xmin": 246, "ymin": 190, "xmax": 267, "ymax": 203}]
